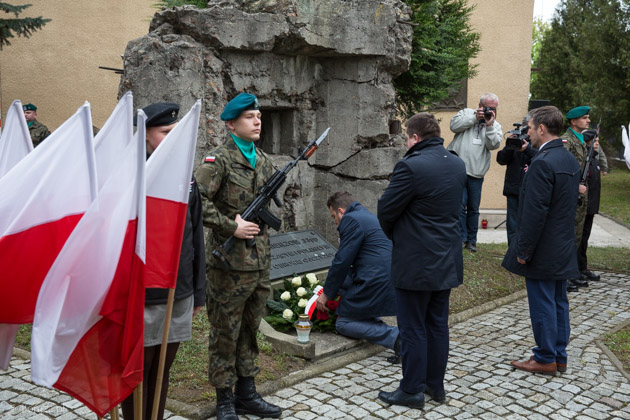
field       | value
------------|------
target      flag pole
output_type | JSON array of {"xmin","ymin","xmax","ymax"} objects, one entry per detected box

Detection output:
[
  {"xmin": 110, "ymin": 406, "xmax": 119, "ymax": 420},
  {"xmin": 134, "ymin": 384, "xmax": 143, "ymax": 419},
  {"xmin": 151, "ymin": 288, "xmax": 175, "ymax": 420}
]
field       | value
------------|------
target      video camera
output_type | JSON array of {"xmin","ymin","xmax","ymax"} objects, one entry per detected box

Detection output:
[{"xmin": 506, "ymin": 122, "xmax": 530, "ymax": 150}]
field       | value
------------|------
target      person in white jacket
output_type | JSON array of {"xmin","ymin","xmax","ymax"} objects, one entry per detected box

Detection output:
[{"xmin": 448, "ymin": 93, "xmax": 503, "ymax": 252}]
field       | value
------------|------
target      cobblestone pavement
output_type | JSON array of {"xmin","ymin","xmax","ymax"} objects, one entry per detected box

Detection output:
[{"xmin": 2, "ymin": 272, "xmax": 630, "ymax": 419}]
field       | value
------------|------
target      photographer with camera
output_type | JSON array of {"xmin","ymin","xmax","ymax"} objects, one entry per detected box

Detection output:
[
  {"xmin": 448, "ymin": 93, "xmax": 503, "ymax": 252},
  {"xmin": 496, "ymin": 116, "xmax": 537, "ymax": 246}
]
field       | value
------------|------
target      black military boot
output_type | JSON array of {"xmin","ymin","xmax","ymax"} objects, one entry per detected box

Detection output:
[
  {"xmin": 215, "ymin": 387, "xmax": 238, "ymax": 420},
  {"xmin": 234, "ymin": 377, "xmax": 282, "ymax": 418}
]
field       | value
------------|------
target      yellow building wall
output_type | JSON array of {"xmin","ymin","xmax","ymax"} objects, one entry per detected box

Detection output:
[
  {"xmin": 0, "ymin": 0, "xmax": 156, "ymax": 130},
  {"xmin": 436, "ymin": 0, "xmax": 535, "ymax": 210}
]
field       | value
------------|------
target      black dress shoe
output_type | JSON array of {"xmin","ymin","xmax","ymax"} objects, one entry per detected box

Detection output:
[
  {"xmin": 424, "ymin": 385, "xmax": 446, "ymax": 403},
  {"xmin": 464, "ymin": 242, "xmax": 477, "ymax": 252},
  {"xmin": 569, "ymin": 278, "xmax": 588, "ymax": 288},
  {"xmin": 567, "ymin": 284, "xmax": 579, "ymax": 292},
  {"xmin": 581, "ymin": 269, "xmax": 600, "ymax": 281},
  {"xmin": 378, "ymin": 387, "xmax": 424, "ymax": 408}
]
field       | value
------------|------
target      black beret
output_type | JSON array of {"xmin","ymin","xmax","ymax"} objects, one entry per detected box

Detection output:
[
  {"xmin": 135, "ymin": 102, "xmax": 179, "ymax": 127},
  {"xmin": 582, "ymin": 129, "xmax": 597, "ymax": 143},
  {"xmin": 220, "ymin": 93, "xmax": 260, "ymax": 121}
]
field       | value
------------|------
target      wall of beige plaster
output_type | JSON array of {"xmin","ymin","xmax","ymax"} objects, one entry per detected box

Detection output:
[
  {"xmin": 435, "ymin": 0, "xmax": 534, "ymax": 210},
  {"xmin": 0, "ymin": 0, "xmax": 156, "ymax": 130}
]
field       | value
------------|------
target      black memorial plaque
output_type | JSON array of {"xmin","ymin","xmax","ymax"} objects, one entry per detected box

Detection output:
[{"xmin": 270, "ymin": 230, "xmax": 337, "ymax": 280}]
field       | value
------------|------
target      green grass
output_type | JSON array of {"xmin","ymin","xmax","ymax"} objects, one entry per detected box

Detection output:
[
  {"xmin": 604, "ymin": 326, "xmax": 630, "ymax": 373},
  {"xmin": 600, "ymin": 169, "xmax": 630, "ymax": 226}
]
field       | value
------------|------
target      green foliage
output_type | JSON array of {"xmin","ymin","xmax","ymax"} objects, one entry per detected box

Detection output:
[
  {"xmin": 0, "ymin": 2, "xmax": 50, "ymax": 49},
  {"xmin": 599, "ymin": 169, "xmax": 630, "ymax": 228},
  {"xmin": 530, "ymin": 0, "xmax": 630, "ymax": 152},
  {"xmin": 530, "ymin": 18, "xmax": 551, "ymax": 87},
  {"xmin": 264, "ymin": 273, "xmax": 338, "ymax": 333},
  {"xmin": 395, "ymin": 0, "xmax": 481, "ymax": 117},
  {"xmin": 154, "ymin": 0, "xmax": 207, "ymax": 9}
]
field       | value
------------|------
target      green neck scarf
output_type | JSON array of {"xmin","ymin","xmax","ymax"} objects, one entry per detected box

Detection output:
[
  {"xmin": 231, "ymin": 133, "xmax": 257, "ymax": 168},
  {"xmin": 569, "ymin": 128, "xmax": 584, "ymax": 144},
  {"xmin": 27, "ymin": 121, "xmax": 34, "ymax": 128}
]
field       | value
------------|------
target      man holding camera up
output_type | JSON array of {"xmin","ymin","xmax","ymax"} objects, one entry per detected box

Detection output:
[
  {"xmin": 496, "ymin": 116, "xmax": 537, "ymax": 247},
  {"xmin": 448, "ymin": 93, "xmax": 503, "ymax": 252}
]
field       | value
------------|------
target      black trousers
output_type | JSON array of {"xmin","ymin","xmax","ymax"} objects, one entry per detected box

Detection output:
[
  {"xmin": 577, "ymin": 214, "xmax": 595, "ymax": 272},
  {"xmin": 121, "ymin": 342, "xmax": 180, "ymax": 420},
  {"xmin": 395, "ymin": 288, "xmax": 451, "ymax": 394}
]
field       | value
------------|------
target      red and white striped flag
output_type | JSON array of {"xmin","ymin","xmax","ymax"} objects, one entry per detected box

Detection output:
[
  {"xmin": 0, "ymin": 103, "xmax": 97, "ymax": 324},
  {"xmin": 145, "ymin": 99, "xmax": 201, "ymax": 288},
  {"xmin": 30, "ymin": 110, "xmax": 147, "ymax": 417},
  {"xmin": 0, "ymin": 99, "xmax": 33, "ymax": 177}
]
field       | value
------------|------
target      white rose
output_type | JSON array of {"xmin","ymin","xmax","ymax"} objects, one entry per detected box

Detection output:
[
  {"xmin": 296, "ymin": 287, "xmax": 307, "ymax": 297},
  {"xmin": 280, "ymin": 291, "xmax": 291, "ymax": 301},
  {"xmin": 306, "ymin": 273, "xmax": 318, "ymax": 285},
  {"xmin": 298, "ymin": 298, "xmax": 308, "ymax": 308},
  {"xmin": 282, "ymin": 309, "xmax": 294, "ymax": 320},
  {"xmin": 291, "ymin": 276, "xmax": 302, "ymax": 286}
]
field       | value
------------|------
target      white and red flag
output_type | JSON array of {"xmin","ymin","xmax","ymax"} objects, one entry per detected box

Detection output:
[
  {"xmin": 94, "ymin": 91, "xmax": 134, "ymax": 187},
  {"xmin": 145, "ymin": 99, "xmax": 201, "ymax": 288},
  {"xmin": 0, "ymin": 99, "xmax": 33, "ymax": 177},
  {"xmin": 0, "ymin": 103, "xmax": 97, "ymax": 325},
  {"xmin": 30, "ymin": 110, "xmax": 147, "ymax": 417}
]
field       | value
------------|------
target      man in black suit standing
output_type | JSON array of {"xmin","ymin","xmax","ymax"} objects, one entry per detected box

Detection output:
[
  {"xmin": 376, "ymin": 112, "xmax": 466, "ymax": 408},
  {"xmin": 502, "ymin": 105, "xmax": 581, "ymax": 375}
]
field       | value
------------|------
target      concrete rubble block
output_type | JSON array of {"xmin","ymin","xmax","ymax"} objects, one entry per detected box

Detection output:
[
  {"xmin": 150, "ymin": 5, "xmax": 290, "ymax": 51},
  {"xmin": 329, "ymin": 147, "xmax": 404, "ymax": 180}
]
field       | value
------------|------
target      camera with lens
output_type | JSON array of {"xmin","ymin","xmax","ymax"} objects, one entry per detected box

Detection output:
[
  {"xmin": 506, "ymin": 122, "xmax": 530, "ymax": 150},
  {"xmin": 483, "ymin": 106, "xmax": 496, "ymax": 121}
]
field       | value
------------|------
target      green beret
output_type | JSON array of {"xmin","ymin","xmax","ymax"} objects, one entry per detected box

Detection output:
[
  {"xmin": 220, "ymin": 93, "xmax": 260, "ymax": 121},
  {"xmin": 23, "ymin": 103, "xmax": 37, "ymax": 111},
  {"xmin": 135, "ymin": 102, "xmax": 179, "ymax": 127},
  {"xmin": 566, "ymin": 106, "xmax": 590, "ymax": 119}
]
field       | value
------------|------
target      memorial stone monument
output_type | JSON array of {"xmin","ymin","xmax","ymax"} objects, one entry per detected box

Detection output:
[{"xmin": 119, "ymin": 0, "xmax": 413, "ymax": 244}]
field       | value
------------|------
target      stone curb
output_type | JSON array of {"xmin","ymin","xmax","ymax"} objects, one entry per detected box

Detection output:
[{"xmin": 595, "ymin": 317, "xmax": 630, "ymax": 383}]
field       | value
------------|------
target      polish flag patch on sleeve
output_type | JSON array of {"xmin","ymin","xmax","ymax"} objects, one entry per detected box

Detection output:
[{"xmin": 205, "ymin": 156, "xmax": 215, "ymax": 163}]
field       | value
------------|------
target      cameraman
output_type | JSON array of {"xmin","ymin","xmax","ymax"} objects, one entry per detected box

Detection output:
[
  {"xmin": 496, "ymin": 116, "xmax": 537, "ymax": 246},
  {"xmin": 448, "ymin": 93, "xmax": 503, "ymax": 252}
]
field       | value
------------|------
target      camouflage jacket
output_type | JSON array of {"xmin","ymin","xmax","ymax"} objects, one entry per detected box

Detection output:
[
  {"xmin": 561, "ymin": 128, "xmax": 588, "ymax": 200},
  {"xmin": 29, "ymin": 120, "xmax": 50, "ymax": 147},
  {"xmin": 561, "ymin": 128, "xmax": 588, "ymax": 171},
  {"xmin": 195, "ymin": 139, "xmax": 276, "ymax": 271}
]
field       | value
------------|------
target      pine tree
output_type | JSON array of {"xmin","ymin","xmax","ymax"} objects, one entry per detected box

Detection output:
[
  {"xmin": 531, "ymin": 0, "xmax": 630, "ymax": 151},
  {"xmin": 0, "ymin": 3, "xmax": 50, "ymax": 49},
  {"xmin": 395, "ymin": 0, "xmax": 481, "ymax": 117}
]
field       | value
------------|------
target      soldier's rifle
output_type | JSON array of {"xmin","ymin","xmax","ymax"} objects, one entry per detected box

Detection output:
[
  {"xmin": 212, "ymin": 127, "xmax": 331, "ymax": 271},
  {"xmin": 581, "ymin": 117, "xmax": 602, "ymax": 186}
]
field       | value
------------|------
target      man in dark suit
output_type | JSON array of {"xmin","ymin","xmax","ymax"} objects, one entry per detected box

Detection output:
[
  {"xmin": 376, "ymin": 112, "xmax": 466, "ymax": 409},
  {"xmin": 502, "ymin": 105, "xmax": 581, "ymax": 375},
  {"xmin": 316, "ymin": 191, "xmax": 400, "ymax": 363}
]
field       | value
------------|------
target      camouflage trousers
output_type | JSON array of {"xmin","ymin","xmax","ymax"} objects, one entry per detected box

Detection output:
[
  {"xmin": 206, "ymin": 267, "xmax": 270, "ymax": 389},
  {"xmin": 574, "ymin": 194, "xmax": 588, "ymax": 246}
]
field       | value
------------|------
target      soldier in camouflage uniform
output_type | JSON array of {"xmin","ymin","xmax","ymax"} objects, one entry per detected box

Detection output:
[
  {"xmin": 23, "ymin": 103, "xmax": 50, "ymax": 147},
  {"xmin": 195, "ymin": 93, "xmax": 282, "ymax": 420},
  {"xmin": 561, "ymin": 105, "xmax": 591, "ymax": 292}
]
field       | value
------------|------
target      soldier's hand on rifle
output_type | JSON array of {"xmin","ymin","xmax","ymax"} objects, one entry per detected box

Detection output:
[
  {"xmin": 579, "ymin": 184, "xmax": 587, "ymax": 195},
  {"xmin": 234, "ymin": 214, "xmax": 260, "ymax": 239},
  {"xmin": 316, "ymin": 292, "xmax": 329, "ymax": 312}
]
